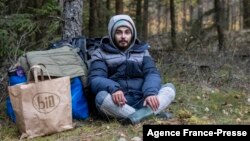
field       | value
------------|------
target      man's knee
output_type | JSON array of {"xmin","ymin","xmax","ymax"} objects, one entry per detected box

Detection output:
[
  {"xmin": 162, "ymin": 83, "xmax": 176, "ymax": 93},
  {"xmin": 160, "ymin": 83, "xmax": 176, "ymax": 101},
  {"xmin": 95, "ymin": 91, "xmax": 109, "ymax": 107}
]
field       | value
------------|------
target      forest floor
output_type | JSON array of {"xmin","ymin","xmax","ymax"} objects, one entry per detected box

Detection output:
[
  {"xmin": 0, "ymin": 77, "xmax": 249, "ymax": 141},
  {"xmin": 0, "ymin": 32, "xmax": 249, "ymax": 140}
]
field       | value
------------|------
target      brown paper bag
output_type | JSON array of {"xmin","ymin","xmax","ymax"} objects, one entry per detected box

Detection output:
[{"xmin": 8, "ymin": 65, "xmax": 73, "ymax": 139}]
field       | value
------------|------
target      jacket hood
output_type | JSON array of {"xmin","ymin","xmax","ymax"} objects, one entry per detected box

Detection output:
[{"xmin": 108, "ymin": 15, "xmax": 137, "ymax": 50}]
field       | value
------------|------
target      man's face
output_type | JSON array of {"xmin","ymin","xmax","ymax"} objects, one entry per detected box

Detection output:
[{"xmin": 114, "ymin": 26, "xmax": 132, "ymax": 50}]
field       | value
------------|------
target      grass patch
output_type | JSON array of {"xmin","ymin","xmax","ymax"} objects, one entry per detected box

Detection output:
[
  {"xmin": 0, "ymin": 80, "xmax": 249, "ymax": 140},
  {"xmin": 170, "ymin": 81, "xmax": 250, "ymax": 125}
]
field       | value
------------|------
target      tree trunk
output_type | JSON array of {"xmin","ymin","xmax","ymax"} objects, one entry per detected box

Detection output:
[
  {"xmin": 197, "ymin": 0, "xmax": 203, "ymax": 33},
  {"xmin": 142, "ymin": 0, "xmax": 148, "ymax": 41},
  {"xmin": 243, "ymin": 0, "xmax": 250, "ymax": 29},
  {"xmin": 157, "ymin": 1, "xmax": 161, "ymax": 33},
  {"xmin": 229, "ymin": 1, "xmax": 233, "ymax": 30},
  {"xmin": 170, "ymin": 0, "xmax": 176, "ymax": 48},
  {"xmin": 182, "ymin": 0, "xmax": 187, "ymax": 31},
  {"xmin": 221, "ymin": 0, "xmax": 229, "ymax": 30},
  {"xmin": 89, "ymin": 0, "xmax": 97, "ymax": 38},
  {"xmin": 116, "ymin": 0, "xmax": 123, "ymax": 14},
  {"xmin": 214, "ymin": 0, "xmax": 225, "ymax": 51},
  {"xmin": 189, "ymin": 0, "xmax": 194, "ymax": 29},
  {"xmin": 62, "ymin": 0, "xmax": 83, "ymax": 41},
  {"xmin": 97, "ymin": 0, "xmax": 105, "ymax": 36},
  {"xmin": 164, "ymin": 1, "xmax": 169, "ymax": 32},
  {"xmin": 136, "ymin": 0, "xmax": 142, "ymax": 39},
  {"xmin": 106, "ymin": 0, "xmax": 111, "ymax": 23}
]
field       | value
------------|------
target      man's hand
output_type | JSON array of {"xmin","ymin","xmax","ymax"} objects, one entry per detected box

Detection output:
[
  {"xmin": 143, "ymin": 95, "xmax": 159, "ymax": 111},
  {"xmin": 112, "ymin": 90, "xmax": 127, "ymax": 106}
]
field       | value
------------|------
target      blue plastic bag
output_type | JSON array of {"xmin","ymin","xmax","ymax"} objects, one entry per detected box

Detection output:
[
  {"xmin": 6, "ymin": 97, "xmax": 16, "ymax": 122},
  {"xmin": 6, "ymin": 66, "xmax": 27, "ymax": 122},
  {"xmin": 71, "ymin": 77, "xmax": 89, "ymax": 120}
]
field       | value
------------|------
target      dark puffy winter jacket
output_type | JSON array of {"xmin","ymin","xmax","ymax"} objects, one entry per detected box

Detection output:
[{"xmin": 88, "ymin": 37, "xmax": 161, "ymax": 107}]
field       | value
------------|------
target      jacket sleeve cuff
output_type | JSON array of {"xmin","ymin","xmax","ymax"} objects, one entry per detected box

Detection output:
[
  {"xmin": 144, "ymin": 93, "xmax": 157, "ymax": 98},
  {"xmin": 109, "ymin": 85, "xmax": 122, "ymax": 94}
]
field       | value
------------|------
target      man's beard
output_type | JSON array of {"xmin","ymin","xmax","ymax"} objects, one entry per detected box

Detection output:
[{"xmin": 115, "ymin": 40, "xmax": 130, "ymax": 50}]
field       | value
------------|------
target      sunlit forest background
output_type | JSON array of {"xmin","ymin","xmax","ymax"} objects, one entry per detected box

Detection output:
[
  {"xmin": 0, "ymin": 0, "xmax": 249, "ymax": 112},
  {"xmin": 1, "ymin": 0, "xmax": 250, "ymax": 54},
  {"xmin": 1, "ymin": 0, "xmax": 249, "ymax": 103}
]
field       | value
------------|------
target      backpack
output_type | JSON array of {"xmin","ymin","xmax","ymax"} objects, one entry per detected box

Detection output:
[
  {"xmin": 6, "ymin": 36, "xmax": 101, "ymax": 121},
  {"xmin": 48, "ymin": 36, "xmax": 102, "ymax": 117},
  {"xmin": 48, "ymin": 36, "xmax": 102, "ymax": 68}
]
